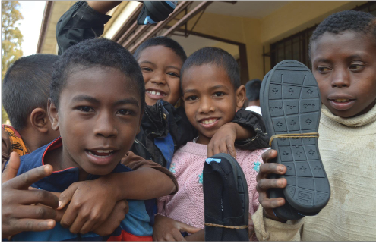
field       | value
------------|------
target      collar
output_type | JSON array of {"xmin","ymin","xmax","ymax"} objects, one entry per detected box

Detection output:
[
  {"xmin": 321, "ymin": 102, "xmax": 376, "ymax": 127},
  {"xmin": 32, "ymin": 137, "xmax": 131, "ymax": 192}
]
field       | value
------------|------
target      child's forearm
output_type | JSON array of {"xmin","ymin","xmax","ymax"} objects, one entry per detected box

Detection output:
[
  {"xmin": 231, "ymin": 122, "xmax": 255, "ymax": 140},
  {"xmin": 110, "ymin": 167, "xmax": 176, "ymax": 201}
]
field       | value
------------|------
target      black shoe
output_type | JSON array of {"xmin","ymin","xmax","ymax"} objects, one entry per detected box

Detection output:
[
  {"xmin": 260, "ymin": 60, "xmax": 330, "ymax": 217},
  {"xmin": 203, "ymin": 153, "xmax": 249, "ymax": 241}
]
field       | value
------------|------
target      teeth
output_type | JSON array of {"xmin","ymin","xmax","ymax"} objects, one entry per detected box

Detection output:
[
  {"xmin": 96, "ymin": 150, "xmax": 112, "ymax": 153},
  {"xmin": 202, "ymin": 119, "xmax": 217, "ymax": 125},
  {"xmin": 148, "ymin": 91, "xmax": 162, "ymax": 96},
  {"xmin": 88, "ymin": 150, "xmax": 113, "ymax": 157},
  {"xmin": 335, "ymin": 99, "xmax": 349, "ymax": 102}
]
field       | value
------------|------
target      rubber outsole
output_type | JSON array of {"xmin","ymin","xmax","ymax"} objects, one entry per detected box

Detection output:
[
  {"xmin": 203, "ymin": 153, "xmax": 249, "ymax": 241},
  {"xmin": 260, "ymin": 60, "xmax": 330, "ymax": 215}
]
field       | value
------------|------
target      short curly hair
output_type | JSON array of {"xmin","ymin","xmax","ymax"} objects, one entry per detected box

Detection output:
[
  {"xmin": 3, "ymin": 54, "xmax": 59, "ymax": 131},
  {"xmin": 134, "ymin": 36, "xmax": 187, "ymax": 63},
  {"xmin": 309, "ymin": 10, "xmax": 376, "ymax": 55},
  {"xmin": 50, "ymin": 38, "xmax": 145, "ymax": 111},
  {"xmin": 180, "ymin": 47, "xmax": 240, "ymax": 95}
]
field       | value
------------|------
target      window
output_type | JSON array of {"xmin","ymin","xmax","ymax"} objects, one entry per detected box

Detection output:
[{"xmin": 269, "ymin": 1, "xmax": 376, "ymax": 69}]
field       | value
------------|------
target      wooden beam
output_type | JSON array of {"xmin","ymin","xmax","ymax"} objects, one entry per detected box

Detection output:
[
  {"xmin": 162, "ymin": 1, "xmax": 213, "ymax": 37},
  {"xmin": 112, "ymin": 3, "xmax": 143, "ymax": 43},
  {"xmin": 37, "ymin": 1, "xmax": 54, "ymax": 53},
  {"xmin": 128, "ymin": 1, "xmax": 193, "ymax": 53},
  {"xmin": 122, "ymin": 24, "xmax": 151, "ymax": 49}
]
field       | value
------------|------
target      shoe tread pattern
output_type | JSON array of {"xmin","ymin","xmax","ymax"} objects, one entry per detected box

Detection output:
[{"xmin": 261, "ymin": 60, "xmax": 330, "ymax": 214}]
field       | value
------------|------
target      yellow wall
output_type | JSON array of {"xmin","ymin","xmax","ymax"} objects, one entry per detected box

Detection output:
[
  {"xmin": 261, "ymin": 1, "xmax": 367, "ymax": 44},
  {"xmin": 170, "ymin": 1, "xmax": 367, "ymax": 80}
]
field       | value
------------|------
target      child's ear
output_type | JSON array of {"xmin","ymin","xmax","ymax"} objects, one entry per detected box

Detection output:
[
  {"xmin": 47, "ymin": 99, "xmax": 59, "ymax": 131},
  {"xmin": 29, "ymin": 108, "xmax": 50, "ymax": 133},
  {"xmin": 235, "ymin": 85, "xmax": 246, "ymax": 109}
]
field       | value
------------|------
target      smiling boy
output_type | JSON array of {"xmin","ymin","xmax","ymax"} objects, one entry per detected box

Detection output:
[{"xmin": 7, "ymin": 38, "xmax": 154, "ymax": 241}]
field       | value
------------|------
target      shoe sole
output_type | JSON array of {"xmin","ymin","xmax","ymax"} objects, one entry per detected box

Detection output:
[
  {"xmin": 204, "ymin": 153, "xmax": 249, "ymax": 241},
  {"xmin": 260, "ymin": 60, "xmax": 330, "ymax": 214}
]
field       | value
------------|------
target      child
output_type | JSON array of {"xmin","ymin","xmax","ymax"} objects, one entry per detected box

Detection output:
[
  {"xmin": 2, "ymin": 54, "xmax": 61, "ymax": 168},
  {"xmin": 156, "ymin": 47, "xmax": 266, "ymax": 241},
  {"xmin": 57, "ymin": 1, "xmax": 270, "ymax": 169},
  {"xmin": 253, "ymin": 10, "xmax": 376, "ymax": 241},
  {"xmin": 3, "ymin": 37, "xmax": 167, "ymax": 241},
  {"xmin": 1, "ymin": 54, "xmax": 178, "ymax": 237}
]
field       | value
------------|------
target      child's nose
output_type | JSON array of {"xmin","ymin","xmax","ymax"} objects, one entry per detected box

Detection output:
[
  {"xmin": 150, "ymin": 71, "xmax": 167, "ymax": 85},
  {"xmin": 331, "ymin": 68, "xmax": 350, "ymax": 88},
  {"xmin": 94, "ymin": 112, "xmax": 118, "ymax": 138},
  {"xmin": 198, "ymin": 96, "xmax": 215, "ymax": 113}
]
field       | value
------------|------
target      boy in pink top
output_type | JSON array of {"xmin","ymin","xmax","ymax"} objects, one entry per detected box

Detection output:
[{"xmin": 156, "ymin": 47, "xmax": 266, "ymax": 241}]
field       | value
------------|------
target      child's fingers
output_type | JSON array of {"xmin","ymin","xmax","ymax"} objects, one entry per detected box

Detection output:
[
  {"xmin": 91, "ymin": 200, "xmax": 128, "ymax": 236},
  {"xmin": 68, "ymin": 210, "xmax": 89, "ymax": 234},
  {"xmin": 178, "ymin": 221, "xmax": 200, "ymax": 234},
  {"xmin": 7, "ymin": 218, "xmax": 56, "ymax": 234},
  {"xmin": 257, "ymin": 164, "xmax": 286, "ymax": 183},
  {"xmin": 256, "ymin": 178, "xmax": 286, "ymax": 191},
  {"xmin": 58, "ymin": 182, "xmax": 79, "ymax": 209},
  {"xmin": 6, "ymin": 164, "xmax": 53, "ymax": 190},
  {"xmin": 4, "ymin": 189, "xmax": 59, "ymax": 209},
  {"xmin": 2, "ymin": 152, "xmax": 22, "ymax": 183},
  {"xmin": 10, "ymin": 204, "xmax": 58, "ymax": 220},
  {"xmin": 225, "ymin": 138, "xmax": 236, "ymax": 158},
  {"xmin": 261, "ymin": 149, "xmax": 278, "ymax": 163},
  {"xmin": 258, "ymin": 191, "xmax": 285, "ymax": 208}
]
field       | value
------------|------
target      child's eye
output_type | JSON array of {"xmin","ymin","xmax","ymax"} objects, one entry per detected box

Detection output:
[
  {"xmin": 141, "ymin": 67, "xmax": 153, "ymax": 72},
  {"xmin": 167, "ymin": 72, "xmax": 180, "ymax": 78},
  {"xmin": 213, "ymin": 91, "xmax": 225, "ymax": 97},
  {"xmin": 117, "ymin": 109, "xmax": 136, "ymax": 116},
  {"xmin": 349, "ymin": 63, "xmax": 365, "ymax": 72},
  {"xmin": 76, "ymin": 106, "xmax": 94, "ymax": 112},
  {"xmin": 317, "ymin": 66, "xmax": 331, "ymax": 74},
  {"xmin": 185, "ymin": 95, "xmax": 198, "ymax": 101}
]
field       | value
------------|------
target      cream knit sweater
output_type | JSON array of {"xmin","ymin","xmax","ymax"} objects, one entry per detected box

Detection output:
[{"xmin": 253, "ymin": 104, "xmax": 376, "ymax": 241}]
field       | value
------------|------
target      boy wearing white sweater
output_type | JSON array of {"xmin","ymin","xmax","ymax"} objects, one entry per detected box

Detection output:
[{"xmin": 254, "ymin": 10, "xmax": 376, "ymax": 241}]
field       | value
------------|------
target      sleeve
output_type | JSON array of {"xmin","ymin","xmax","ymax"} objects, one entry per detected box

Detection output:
[
  {"xmin": 56, "ymin": 1, "xmax": 111, "ymax": 55},
  {"xmin": 2, "ymin": 127, "xmax": 11, "ymax": 170},
  {"xmin": 252, "ymin": 205, "xmax": 303, "ymax": 241},
  {"xmin": 120, "ymin": 151, "xmax": 179, "ymax": 194},
  {"xmin": 231, "ymin": 108, "xmax": 270, "ymax": 151}
]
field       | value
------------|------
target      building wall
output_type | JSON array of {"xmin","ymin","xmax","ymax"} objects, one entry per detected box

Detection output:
[
  {"xmin": 39, "ymin": 1, "xmax": 75, "ymax": 55},
  {"xmin": 168, "ymin": 1, "xmax": 367, "ymax": 81},
  {"xmin": 38, "ymin": 1, "xmax": 368, "ymax": 81}
]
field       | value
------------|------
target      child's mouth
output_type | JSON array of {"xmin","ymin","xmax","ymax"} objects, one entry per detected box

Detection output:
[
  {"xmin": 199, "ymin": 118, "xmax": 220, "ymax": 128},
  {"xmin": 146, "ymin": 90, "xmax": 167, "ymax": 99},
  {"xmin": 85, "ymin": 149, "xmax": 117, "ymax": 165},
  {"xmin": 329, "ymin": 99, "xmax": 355, "ymax": 110},
  {"xmin": 87, "ymin": 150, "xmax": 114, "ymax": 157}
]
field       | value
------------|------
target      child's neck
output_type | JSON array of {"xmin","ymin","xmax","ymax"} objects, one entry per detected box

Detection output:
[
  {"xmin": 196, "ymin": 135, "xmax": 211, "ymax": 145},
  {"xmin": 44, "ymin": 146, "xmax": 88, "ymax": 181}
]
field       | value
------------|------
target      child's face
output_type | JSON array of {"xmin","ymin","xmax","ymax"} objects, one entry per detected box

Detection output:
[
  {"xmin": 311, "ymin": 31, "xmax": 376, "ymax": 118},
  {"xmin": 182, "ymin": 64, "xmax": 245, "ymax": 145},
  {"xmin": 49, "ymin": 66, "xmax": 142, "ymax": 176},
  {"xmin": 138, "ymin": 45, "xmax": 183, "ymax": 106}
]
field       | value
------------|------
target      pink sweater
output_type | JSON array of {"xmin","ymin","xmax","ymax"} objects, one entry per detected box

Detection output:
[{"xmin": 158, "ymin": 142, "xmax": 264, "ymax": 230}]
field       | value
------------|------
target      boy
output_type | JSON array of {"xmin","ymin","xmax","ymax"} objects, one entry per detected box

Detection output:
[
  {"xmin": 2, "ymin": 54, "xmax": 61, "ymax": 168},
  {"xmin": 253, "ymin": 10, "xmax": 376, "ymax": 241},
  {"xmin": 155, "ymin": 47, "xmax": 266, "ymax": 241},
  {"xmin": 245, "ymin": 79, "xmax": 262, "ymax": 115},
  {"xmin": 2, "ymin": 54, "xmax": 177, "ymax": 237},
  {"xmin": 4, "ymin": 37, "xmax": 164, "ymax": 241}
]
